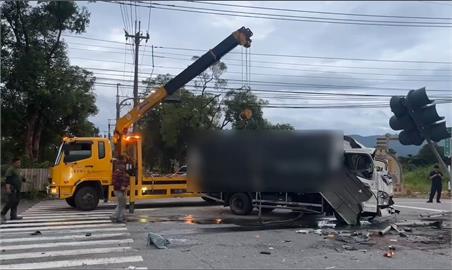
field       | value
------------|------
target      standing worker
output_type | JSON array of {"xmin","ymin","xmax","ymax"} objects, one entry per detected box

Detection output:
[
  {"xmin": 427, "ymin": 164, "xmax": 443, "ymax": 203},
  {"xmin": 1, "ymin": 157, "xmax": 25, "ymax": 223},
  {"xmin": 111, "ymin": 155, "xmax": 130, "ymax": 223}
]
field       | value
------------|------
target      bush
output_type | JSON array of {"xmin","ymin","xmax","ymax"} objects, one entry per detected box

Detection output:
[{"xmin": 404, "ymin": 166, "xmax": 432, "ymax": 194}]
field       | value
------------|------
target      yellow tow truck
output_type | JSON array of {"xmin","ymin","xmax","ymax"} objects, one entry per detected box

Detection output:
[{"xmin": 49, "ymin": 27, "xmax": 253, "ymax": 211}]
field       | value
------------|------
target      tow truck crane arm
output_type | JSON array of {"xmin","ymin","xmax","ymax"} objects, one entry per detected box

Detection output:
[{"xmin": 113, "ymin": 27, "xmax": 253, "ymax": 148}]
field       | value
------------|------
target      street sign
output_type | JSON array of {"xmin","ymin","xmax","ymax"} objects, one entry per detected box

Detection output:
[{"xmin": 444, "ymin": 127, "xmax": 451, "ymax": 157}]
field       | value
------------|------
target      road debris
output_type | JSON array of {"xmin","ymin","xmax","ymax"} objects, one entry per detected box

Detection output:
[
  {"xmin": 313, "ymin": 229, "xmax": 323, "ymax": 235},
  {"xmin": 85, "ymin": 232, "xmax": 92, "ymax": 237},
  {"xmin": 147, "ymin": 232, "xmax": 170, "ymax": 249},
  {"xmin": 342, "ymin": 244, "xmax": 358, "ymax": 251},
  {"xmin": 403, "ymin": 227, "xmax": 412, "ymax": 232},
  {"xmin": 379, "ymin": 225, "xmax": 392, "ymax": 236},
  {"xmin": 419, "ymin": 211, "xmax": 451, "ymax": 219},
  {"xmin": 30, "ymin": 230, "xmax": 41, "ymax": 236},
  {"xmin": 295, "ymin": 229, "xmax": 311, "ymax": 234},
  {"xmin": 260, "ymin": 251, "xmax": 271, "ymax": 255},
  {"xmin": 391, "ymin": 224, "xmax": 408, "ymax": 237},
  {"xmin": 379, "ymin": 224, "xmax": 409, "ymax": 237},
  {"xmin": 395, "ymin": 220, "xmax": 442, "ymax": 228},
  {"xmin": 383, "ymin": 245, "xmax": 396, "ymax": 258}
]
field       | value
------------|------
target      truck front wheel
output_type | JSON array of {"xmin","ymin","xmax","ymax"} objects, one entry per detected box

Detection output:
[
  {"xmin": 65, "ymin": 197, "xmax": 76, "ymax": 208},
  {"xmin": 74, "ymin": 186, "xmax": 99, "ymax": 211},
  {"xmin": 229, "ymin": 193, "xmax": 252, "ymax": 215}
]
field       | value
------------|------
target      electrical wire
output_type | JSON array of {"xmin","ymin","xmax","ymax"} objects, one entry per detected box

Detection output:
[
  {"xmin": 111, "ymin": 1, "xmax": 452, "ymax": 28},
  {"xmin": 62, "ymin": 34, "xmax": 452, "ymax": 65},
  {"xmin": 191, "ymin": 1, "xmax": 452, "ymax": 20}
]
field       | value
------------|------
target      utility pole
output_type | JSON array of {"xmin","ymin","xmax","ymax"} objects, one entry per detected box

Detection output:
[
  {"xmin": 116, "ymin": 83, "xmax": 121, "ymax": 121},
  {"xmin": 125, "ymin": 21, "xmax": 149, "ymax": 132},
  {"xmin": 107, "ymin": 119, "xmax": 115, "ymax": 140}
]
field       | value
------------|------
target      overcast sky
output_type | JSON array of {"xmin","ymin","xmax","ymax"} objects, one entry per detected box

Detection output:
[{"xmin": 64, "ymin": 1, "xmax": 452, "ymax": 137}]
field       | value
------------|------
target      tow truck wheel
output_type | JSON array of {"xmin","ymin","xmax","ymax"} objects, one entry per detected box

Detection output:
[
  {"xmin": 74, "ymin": 186, "xmax": 99, "ymax": 211},
  {"xmin": 229, "ymin": 193, "xmax": 252, "ymax": 215},
  {"xmin": 65, "ymin": 197, "xmax": 76, "ymax": 208}
]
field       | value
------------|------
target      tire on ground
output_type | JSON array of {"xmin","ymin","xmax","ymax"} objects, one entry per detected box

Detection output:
[
  {"xmin": 229, "ymin": 193, "xmax": 252, "ymax": 215},
  {"xmin": 74, "ymin": 185, "xmax": 99, "ymax": 211},
  {"xmin": 65, "ymin": 197, "xmax": 76, "ymax": 208}
]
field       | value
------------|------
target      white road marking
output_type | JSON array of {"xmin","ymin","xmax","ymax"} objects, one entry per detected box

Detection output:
[
  {"xmin": 9, "ymin": 216, "xmax": 110, "ymax": 223},
  {"xmin": 394, "ymin": 204, "xmax": 445, "ymax": 212},
  {"xmin": 21, "ymin": 214, "xmax": 111, "ymax": 219},
  {"xmin": 0, "ymin": 246, "xmax": 133, "ymax": 261},
  {"xmin": 1, "ymin": 255, "xmax": 143, "ymax": 269},
  {"xmin": 23, "ymin": 211, "xmax": 113, "ymax": 216},
  {"xmin": 0, "ymin": 232, "xmax": 130, "ymax": 243},
  {"xmin": 1, "ymin": 238, "xmax": 134, "ymax": 251},
  {"xmin": 0, "ymin": 219, "xmax": 111, "ymax": 228},
  {"xmin": 0, "ymin": 223, "xmax": 124, "ymax": 232},
  {"xmin": 0, "ymin": 226, "xmax": 127, "ymax": 236}
]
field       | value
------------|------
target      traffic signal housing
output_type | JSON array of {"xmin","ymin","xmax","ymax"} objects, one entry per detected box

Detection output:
[
  {"xmin": 389, "ymin": 95, "xmax": 423, "ymax": 145},
  {"xmin": 389, "ymin": 87, "xmax": 450, "ymax": 146}
]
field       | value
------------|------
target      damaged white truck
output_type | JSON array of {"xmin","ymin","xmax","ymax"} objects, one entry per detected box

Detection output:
[{"xmin": 191, "ymin": 133, "xmax": 395, "ymax": 225}]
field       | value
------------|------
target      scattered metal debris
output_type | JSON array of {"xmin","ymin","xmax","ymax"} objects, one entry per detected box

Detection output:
[
  {"xmin": 403, "ymin": 227, "xmax": 412, "ymax": 232},
  {"xmin": 147, "ymin": 232, "xmax": 170, "ymax": 249},
  {"xmin": 342, "ymin": 244, "xmax": 358, "ymax": 251},
  {"xmin": 395, "ymin": 220, "xmax": 442, "ymax": 228},
  {"xmin": 379, "ymin": 224, "xmax": 408, "ymax": 237},
  {"xmin": 295, "ymin": 229, "xmax": 311, "ymax": 234},
  {"xmin": 379, "ymin": 225, "xmax": 392, "ymax": 236},
  {"xmin": 313, "ymin": 229, "xmax": 323, "ymax": 235}
]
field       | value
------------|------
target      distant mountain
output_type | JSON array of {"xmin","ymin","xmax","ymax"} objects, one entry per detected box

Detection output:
[{"xmin": 349, "ymin": 134, "xmax": 422, "ymax": 157}]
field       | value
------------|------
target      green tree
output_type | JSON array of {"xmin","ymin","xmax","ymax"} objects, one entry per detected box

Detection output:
[
  {"xmin": 1, "ymin": 1, "xmax": 97, "ymax": 164},
  {"xmin": 139, "ymin": 64, "xmax": 293, "ymax": 172},
  {"xmin": 140, "ymin": 74, "xmax": 221, "ymax": 172},
  {"xmin": 221, "ymin": 89, "xmax": 294, "ymax": 130}
]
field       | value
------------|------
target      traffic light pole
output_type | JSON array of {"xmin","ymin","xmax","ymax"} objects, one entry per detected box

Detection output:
[
  {"xmin": 405, "ymin": 97, "xmax": 451, "ymax": 180},
  {"xmin": 426, "ymin": 138, "xmax": 451, "ymax": 180}
]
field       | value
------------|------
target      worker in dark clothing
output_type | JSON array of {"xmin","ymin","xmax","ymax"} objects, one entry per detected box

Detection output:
[
  {"xmin": 1, "ymin": 158, "xmax": 25, "ymax": 223},
  {"xmin": 110, "ymin": 155, "xmax": 130, "ymax": 223},
  {"xmin": 427, "ymin": 165, "xmax": 443, "ymax": 203}
]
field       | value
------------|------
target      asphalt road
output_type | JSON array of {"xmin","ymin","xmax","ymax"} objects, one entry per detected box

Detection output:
[
  {"xmin": 1, "ymin": 197, "xmax": 450, "ymax": 269},
  {"xmin": 125, "ymin": 197, "xmax": 451, "ymax": 269}
]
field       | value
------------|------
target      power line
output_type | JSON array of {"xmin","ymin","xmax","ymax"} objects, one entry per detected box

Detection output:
[
  {"xmin": 149, "ymin": 2, "xmax": 452, "ymax": 25},
  {"xmin": 68, "ymin": 47, "xmax": 452, "ymax": 78},
  {"xmin": 93, "ymin": 82, "xmax": 452, "ymax": 110},
  {"xmin": 93, "ymin": 75, "xmax": 451, "ymax": 93},
  {"xmin": 63, "ymin": 34, "xmax": 452, "ymax": 65},
  {"xmin": 191, "ymin": 1, "xmax": 452, "ymax": 20},
  {"xmin": 94, "ymin": 80, "xmax": 452, "ymax": 99},
  {"xmin": 81, "ymin": 64, "xmax": 451, "ymax": 83},
  {"xmin": 111, "ymin": 1, "xmax": 452, "ymax": 28}
]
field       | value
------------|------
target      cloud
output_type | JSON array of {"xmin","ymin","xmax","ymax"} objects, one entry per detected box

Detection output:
[{"xmin": 73, "ymin": 1, "xmax": 451, "ymax": 137}]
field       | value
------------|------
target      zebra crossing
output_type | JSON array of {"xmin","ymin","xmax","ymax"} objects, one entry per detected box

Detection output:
[{"xmin": 0, "ymin": 200, "xmax": 145, "ymax": 269}]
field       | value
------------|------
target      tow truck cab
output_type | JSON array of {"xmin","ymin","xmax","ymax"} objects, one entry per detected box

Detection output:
[{"xmin": 50, "ymin": 137, "xmax": 113, "ymax": 210}]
